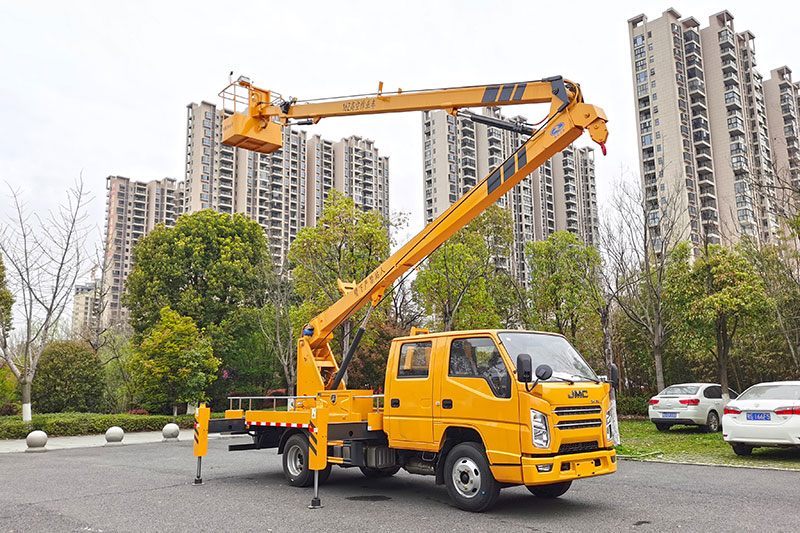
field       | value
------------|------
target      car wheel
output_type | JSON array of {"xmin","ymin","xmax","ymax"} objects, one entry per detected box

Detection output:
[
  {"xmin": 731, "ymin": 443, "xmax": 754, "ymax": 456},
  {"xmin": 359, "ymin": 465, "xmax": 400, "ymax": 478},
  {"xmin": 703, "ymin": 411, "xmax": 720, "ymax": 433},
  {"xmin": 655, "ymin": 422, "xmax": 670, "ymax": 432},
  {"xmin": 282, "ymin": 433, "xmax": 331, "ymax": 487},
  {"xmin": 444, "ymin": 442, "xmax": 501, "ymax": 512},
  {"xmin": 527, "ymin": 480, "xmax": 572, "ymax": 499}
]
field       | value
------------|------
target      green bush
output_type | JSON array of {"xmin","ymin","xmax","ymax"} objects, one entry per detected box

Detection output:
[
  {"xmin": 615, "ymin": 393, "xmax": 651, "ymax": 417},
  {"xmin": 32, "ymin": 341, "xmax": 104, "ymax": 413},
  {"xmin": 0, "ymin": 412, "xmax": 214, "ymax": 440}
]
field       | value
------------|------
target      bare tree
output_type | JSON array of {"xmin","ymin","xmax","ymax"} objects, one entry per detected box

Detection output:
[
  {"xmin": 605, "ymin": 178, "xmax": 688, "ymax": 392},
  {"xmin": 0, "ymin": 181, "xmax": 89, "ymax": 421},
  {"xmin": 258, "ymin": 261, "xmax": 298, "ymax": 394}
]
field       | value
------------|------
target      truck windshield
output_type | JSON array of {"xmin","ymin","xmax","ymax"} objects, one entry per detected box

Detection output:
[{"xmin": 498, "ymin": 332, "xmax": 598, "ymax": 383}]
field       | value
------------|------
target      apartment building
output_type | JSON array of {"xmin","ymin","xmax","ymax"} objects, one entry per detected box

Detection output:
[
  {"xmin": 71, "ymin": 280, "xmax": 101, "ymax": 338},
  {"xmin": 421, "ymin": 108, "xmax": 599, "ymax": 284},
  {"xmin": 307, "ymin": 135, "xmax": 390, "ymax": 227},
  {"xmin": 628, "ymin": 9, "xmax": 780, "ymax": 247},
  {"xmin": 186, "ymin": 102, "xmax": 389, "ymax": 265},
  {"xmin": 102, "ymin": 176, "xmax": 184, "ymax": 325},
  {"xmin": 763, "ymin": 67, "xmax": 800, "ymax": 217}
]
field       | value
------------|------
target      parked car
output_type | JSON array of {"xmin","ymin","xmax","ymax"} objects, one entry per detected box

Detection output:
[
  {"xmin": 648, "ymin": 383, "xmax": 738, "ymax": 432},
  {"xmin": 722, "ymin": 381, "xmax": 800, "ymax": 456}
]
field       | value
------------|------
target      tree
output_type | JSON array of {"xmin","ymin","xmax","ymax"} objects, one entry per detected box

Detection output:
[
  {"xmin": 0, "ymin": 181, "xmax": 89, "ymax": 421},
  {"xmin": 605, "ymin": 180, "xmax": 689, "ymax": 392},
  {"xmin": 668, "ymin": 244, "xmax": 771, "ymax": 401},
  {"xmin": 31, "ymin": 341, "xmax": 103, "ymax": 413},
  {"xmin": 288, "ymin": 190, "xmax": 392, "ymax": 355},
  {"xmin": 0, "ymin": 255, "xmax": 12, "ymax": 353},
  {"xmin": 128, "ymin": 307, "xmax": 220, "ymax": 416},
  {"xmin": 124, "ymin": 210, "xmax": 270, "ymax": 334},
  {"xmin": 257, "ymin": 261, "xmax": 301, "ymax": 394},
  {"xmin": 525, "ymin": 232, "xmax": 599, "ymax": 345},
  {"xmin": 412, "ymin": 204, "xmax": 514, "ymax": 330}
]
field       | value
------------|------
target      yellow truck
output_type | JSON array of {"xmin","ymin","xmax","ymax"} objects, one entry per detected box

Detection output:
[{"xmin": 194, "ymin": 75, "xmax": 617, "ymax": 512}]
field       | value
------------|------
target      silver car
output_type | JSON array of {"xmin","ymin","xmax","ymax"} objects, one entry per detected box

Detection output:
[{"xmin": 648, "ymin": 383, "xmax": 739, "ymax": 432}]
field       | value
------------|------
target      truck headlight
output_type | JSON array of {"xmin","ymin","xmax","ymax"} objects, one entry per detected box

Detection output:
[
  {"xmin": 606, "ymin": 409, "xmax": 613, "ymax": 442},
  {"xmin": 531, "ymin": 409, "xmax": 550, "ymax": 449}
]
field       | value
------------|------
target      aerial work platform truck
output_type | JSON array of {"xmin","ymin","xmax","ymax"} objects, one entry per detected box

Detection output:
[{"xmin": 193, "ymin": 75, "xmax": 617, "ymax": 512}]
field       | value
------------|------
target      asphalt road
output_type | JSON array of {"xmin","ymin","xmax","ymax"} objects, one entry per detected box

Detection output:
[{"xmin": 0, "ymin": 436, "xmax": 797, "ymax": 532}]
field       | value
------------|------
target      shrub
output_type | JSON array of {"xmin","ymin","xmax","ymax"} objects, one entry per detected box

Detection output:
[
  {"xmin": 0, "ymin": 403, "xmax": 19, "ymax": 416},
  {"xmin": 126, "ymin": 409, "xmax": 150, "ymax": 415},
  {"xmin": 32, "ymin": 341, "xmax": 104, "ymax": 413},
  {"xmin": 615, "ymin": 393, "xmax": 651, "ymax": 417},
  {"xmin": 0, "ymin": 412, "xmax": 216, "ymax": 440}
]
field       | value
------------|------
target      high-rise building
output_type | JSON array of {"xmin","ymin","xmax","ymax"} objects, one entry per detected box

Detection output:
[
  {"xmin": 763, "ymin": 66, "xmax": 800, "ymax": 217},
  {"xmin": 71, "ymin": 280, "xmax": 101, "ymax": 338},
  {"xmin": 628, "ymin": 9, "xmax": 780, "ymax": 247},
  {"xmin": 421, "ymin": 108, "xmax": 599, "ymax": 284},
  {"xmin": 185, "ymin": 102, "xmax": 389, "ymax": 265},
  {"xmin": 102, "ymin": 176, "xmax": 184, "ymax": 325}
]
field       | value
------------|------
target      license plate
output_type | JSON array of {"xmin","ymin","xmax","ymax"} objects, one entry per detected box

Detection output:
[
  {"xmin": 746, "ymin": 412, "xmax": 771, "ymax": 421},
  {"xmin": 662, "ymin": 412, "xmax": 677, "ymax": 418}
]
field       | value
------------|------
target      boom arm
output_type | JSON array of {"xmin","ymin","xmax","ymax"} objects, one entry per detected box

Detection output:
[{"xmin": 220, "ymin": 76, "xmax": 608, "ymax": 395}]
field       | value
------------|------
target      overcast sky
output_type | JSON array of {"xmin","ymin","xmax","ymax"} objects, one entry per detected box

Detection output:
[{"xmin": 2, "ymin": 1, "xmax": 799, "ymax": 261}]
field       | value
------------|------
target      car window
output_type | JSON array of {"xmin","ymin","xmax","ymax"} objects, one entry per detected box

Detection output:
[
  {"xmin": 397, "ymin": 341, "xmax": 432, "ymax": 378},
  {"xmin": 728, "ymin": 389, "xmax": 738, "ymax": 399},
  {"xmin": 703, "ymin": 386, "xmax": 722, "ymax": 399},
  {"xmin": 662, "ymin": 385, "xmax": 699, "ymax": 395},
  {"xmin": 738, "ymin": 384, "xmax": 800, "ymax": 401},
  {"xmin": 449, "ymin": 338, "xmax": 511, "ymax": 398}
]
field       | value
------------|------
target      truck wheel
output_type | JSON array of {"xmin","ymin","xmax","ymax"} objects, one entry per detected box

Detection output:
[
  {"xmin": 527, "ymin": 480, "xmax": 572, "ymax": 498},
  {"xmin": 282, "ymin": 433, "xmax": 331, "ymax": 487},
  {"xmin": 359, "ymin": 465, "xmax": 400, "ymax": 478},
  {"xmin": 444, "ymin": 442, "xmax": 500, "ymax": 512}
]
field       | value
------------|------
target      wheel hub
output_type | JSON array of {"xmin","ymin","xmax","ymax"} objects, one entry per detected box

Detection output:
[
  {"xmin": 286, "ymin": 445, "xmax": 304, "ymax": 477},
  {"xmin": 451, "ymin": 457, "xmax": 481, "ymax": 498}
]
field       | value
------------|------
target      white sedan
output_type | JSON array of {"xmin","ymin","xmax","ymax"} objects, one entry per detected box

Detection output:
[
  {"xmin": 648, "ymin": 383, "xmax": 738, "ymax": 432},
  {"xmin": 723, "ymin": 381, "xmax": 800, "ymax": 456}
]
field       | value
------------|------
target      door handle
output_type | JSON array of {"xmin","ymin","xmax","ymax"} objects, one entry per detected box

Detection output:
[
  {"xmin": 391, "ymin": 398, "xmax": 400, "ymax": 408},
  {"xmin": 442, "ymin": 399, "xmax": 453, "ymax": 409}
]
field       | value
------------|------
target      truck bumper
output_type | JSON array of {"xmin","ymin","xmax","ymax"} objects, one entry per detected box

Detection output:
[{"xmin": 520, "ymin": 449, "xmax": 617, "ymax": 486}]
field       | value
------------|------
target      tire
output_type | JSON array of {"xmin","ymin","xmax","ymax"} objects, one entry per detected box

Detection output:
[
  {"xmin": 703, "ymin": 411, "xmax": 720, "ymax": 433},
  {"xmin": 731, "ymin": 443, "xmax": 754, "ymax": 456},
  {"xmin": 527, "ymin": 480, "xmax": 572, "ymax": 499},
  {"xmin": 655, "ymin": 422, "xmax": 670, "ymax": 432},
  {"xmin": 359, "ymin": 465, "xmax": 400, "ymax": 478},
  {"xmin": 282, "ymin": 433, "xmax": 331, "ymax": 487},
  {"xmin": 443, "ymin": 442, "xmax": 501, "ymax": 513}
]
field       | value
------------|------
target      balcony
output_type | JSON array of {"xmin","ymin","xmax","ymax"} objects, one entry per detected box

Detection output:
[
  {"xmin": 721, "ymin": 59, "xmax": 738, "ymax": 74},
  {"xmin": 728, "ymin": 118, "xmax": 745, "ymax": 135},
  {"xmin": 693, "ymin": 132, "xmax": 711, "ymax": 148},
  {"xmin": 732, "ymin": 160, "xmax": 750, "ymax": 174}
]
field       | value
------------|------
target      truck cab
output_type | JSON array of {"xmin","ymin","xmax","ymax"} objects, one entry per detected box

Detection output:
[{"xmin": 383, "ymin": 329, "xmax": 617, "ymax": 510}]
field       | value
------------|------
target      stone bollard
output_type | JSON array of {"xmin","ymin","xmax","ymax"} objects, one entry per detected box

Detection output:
[
  {"xmin": 25, "ymin": 430, "xmax": 48, "ymax": 453},
  {"xmin": 162, "ymin": 423, "xmax": 180, "ymax": 442},
  {"xmin": 105, "ymin": 426, "xmax": 124, "ymax": 446}
]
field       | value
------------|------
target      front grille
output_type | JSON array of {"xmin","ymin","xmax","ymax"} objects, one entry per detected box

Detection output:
[
  {"xmin": 558, "ymin": 441, "xmax": 599, "ymax": 454},
  {"xmin": 554, "ymin": 405, "xmax": 602, "ymax": 416},
  {"xmin": 555, "ymin": 419, "xmax": 602, "ymax": 430}
]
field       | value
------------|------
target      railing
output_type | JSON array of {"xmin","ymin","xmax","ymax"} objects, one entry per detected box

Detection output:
[
  {"xmin": 353, "ymin": 394, "xmax": 385, "ymax": 410},
  {"xmin": 228, "ymin": 395, "xmax": 316, "ymax": 412}
]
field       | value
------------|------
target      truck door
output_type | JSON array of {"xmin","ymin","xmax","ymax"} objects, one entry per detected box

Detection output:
[
  {"xmin": 384, "ymin": 340, "xmax": 434, "ymax": 448},
  {"xmin": 434, "ymin": 336, "xmax": 520, "ymax": 464}
]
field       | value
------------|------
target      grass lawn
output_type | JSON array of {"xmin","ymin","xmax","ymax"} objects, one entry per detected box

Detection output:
[{"xmin": 618, "ymin": 419, "xmax": 800, "ymax": 471}]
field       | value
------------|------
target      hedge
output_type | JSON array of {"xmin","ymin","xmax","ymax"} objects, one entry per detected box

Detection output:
[
  {"xmin": 0, "ymin": 412, "xmax": 221, "ymax": 440},
  {"xmin": 615, "ymin": 394, "xmax": 651, "ymax": 417}
]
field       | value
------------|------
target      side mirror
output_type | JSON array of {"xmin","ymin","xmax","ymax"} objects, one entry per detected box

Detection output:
[
  {"xmin": 535, "ymin": 364, "xmax": 553, "ymax": 381},
  {"xmin": 516, "ymin": 353, "xmax": 532, "ymax": 383},
  {"xmin": 609, "ymin": 363, "xmax": 619, "ymax": 391}
]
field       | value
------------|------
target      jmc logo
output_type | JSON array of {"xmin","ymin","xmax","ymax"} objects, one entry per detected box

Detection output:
[{"xmin": 568, "ymin": 390, "xmax": 589, "ymax": 399}]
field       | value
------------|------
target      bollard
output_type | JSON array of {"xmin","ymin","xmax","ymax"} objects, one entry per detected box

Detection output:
[
  {"xmin": 25, "ymin": 430, "xmax": 48, "ymax": 453},
  {"xmin": 162, "ymin": 423, "xmax": 180, "ymax": 441},
  {"xmin": 105, "ymin": 426, "xmax": 124, "ymax": 446}
]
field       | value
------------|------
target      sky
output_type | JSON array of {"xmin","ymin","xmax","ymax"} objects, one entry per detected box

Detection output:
[{"xmin": 2, "ymin": 0, "xmax": 799, "ymax": 262}]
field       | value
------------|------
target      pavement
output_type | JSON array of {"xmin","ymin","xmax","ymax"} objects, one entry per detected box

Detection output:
[
  {"xmin": 0, "ymin": 429, "xmax": 198, "ymax": 453},
  {"xmin": 1, "ymin": 436, "xmax": 798, "ymax": 532}
]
